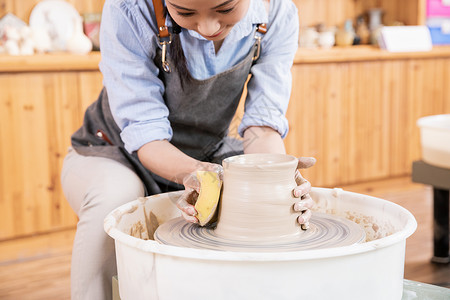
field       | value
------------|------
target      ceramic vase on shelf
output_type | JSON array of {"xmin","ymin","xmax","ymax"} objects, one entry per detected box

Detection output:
[
  {"xmin": 316, "ymin": 23, "xmax": 336, "ymax": 49},
  {"xmin": 66, "ymin": 15, "xmax": 93, "ymax": 54},
  {"xmin": 356, "ymin": 15, "xmax": 370, "ymax": 45},
  {"xmin": 368, "ymin": 8, "xmax": 384, "ymax": 45},
  {"xmin": 335, "ymin": 19, "xmax": 355, "ymax": 47},
  {"xmin": 318, "ymin": 30, "xmax": 336, "ymax": 49},
  {"xmin": 214, "ymin": 154, "xmax": 300, "ymax": 242},
  {"xmin": 299, "ymin": 27, "xmax": 319, "ymax": 48}
]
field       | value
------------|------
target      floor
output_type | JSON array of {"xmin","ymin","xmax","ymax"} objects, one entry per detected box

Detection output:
[{"xmin": 0, "ymin": 176, "xmax": 448, "ymax": 299}]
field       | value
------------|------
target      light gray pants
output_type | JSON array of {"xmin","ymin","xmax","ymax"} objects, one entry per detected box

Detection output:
[{"xmin": 61, "ymin": 148, "xmax": 145, "ymax": 300}]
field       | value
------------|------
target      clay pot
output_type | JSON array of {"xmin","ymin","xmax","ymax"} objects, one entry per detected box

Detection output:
[
  {"xmin": 335, "ymin": 19, "xmax": 355, "ymax": 47},
  {"xmin": 214, "ymin": 153, "xmax": 299, "ymax": 242},
  {"xmin": 318, "ymin": 30, "xmax": 336, "ymax": 49}
]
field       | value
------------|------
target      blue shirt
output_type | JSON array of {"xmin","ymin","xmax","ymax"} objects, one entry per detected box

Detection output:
[{"xmin": 99, "ymin": 0, "xmax": 299, "ymax": 153}]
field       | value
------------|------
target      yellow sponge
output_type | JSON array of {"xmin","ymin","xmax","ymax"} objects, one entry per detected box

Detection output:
[{"xmin": 195, "ymin": 171, "xmax": 222, "ymax": 226}]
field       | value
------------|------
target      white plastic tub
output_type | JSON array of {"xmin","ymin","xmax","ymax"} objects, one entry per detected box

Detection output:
[
  {"xmin": 417, "ymin": 114, "xmax": 450, "ymax": 169},
  {"xmin": 104, "ymin": 188, "xmax": 417, "ymax": 300}
]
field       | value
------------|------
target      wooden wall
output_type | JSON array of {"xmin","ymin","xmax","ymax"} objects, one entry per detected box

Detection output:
[
  {"xmin": 1, "ymin": 0, "xmax": 424, "ymax": 27},
  {"xmin": 0, "ymin": 0, "xmax": 105, "ymax": 22},
  {"xmin": 286, "ymin": 57, "xmax": 450, "ymax": 187},
  {"xmin": 294, "ymin": 0, "xmax": 425, "ymax": 28},
  {"xmin": 0, "ymin": 71, "xmax": 103, "ymax": 240}
]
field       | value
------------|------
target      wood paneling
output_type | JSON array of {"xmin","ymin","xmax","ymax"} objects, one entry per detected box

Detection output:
[
  {"xmin": 1, "ymin": 0, "xmax": 423, "ymax": 27},
  {"xmin": 0, "ymin": 0, "xmax": 105, "ymax": 22},
  {"xmin": 286, "ymin": 57, "xmax": 450, "ymax": 187},
  {"xmin": 294, "ymin": 0, "xmax": 424, "ymax": 28},
  {"xmin": 0, "ymin": 70, "xmax": 103, "ymax": 240}
]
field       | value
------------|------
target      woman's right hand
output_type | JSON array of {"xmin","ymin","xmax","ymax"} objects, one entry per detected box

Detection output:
[{"xmin": 176, "ymin": 162, "xmax": 223, "ymax": 223}]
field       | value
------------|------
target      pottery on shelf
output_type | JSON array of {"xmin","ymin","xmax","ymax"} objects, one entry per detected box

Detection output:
[
  {"xmin": 318, "ymin": 28, "xmax": 336, "ymax": 49},
  {"xmin": 335, "ymin": 19, "xmax": 355, "ymax": 47},
  {"xmin": 299, "ymin": 27, "xmax": 319, "ymax": 48},
  {"xmin": 368, "ymin": 8, "xmax": 384, "ymax": 46},
  {"xmin": 356, "ymin": 15, "xmax": 371, "ymax": 45},
  {"xmin": 65, "ymin": 15, "xmax": 92, "ymax": 54}
]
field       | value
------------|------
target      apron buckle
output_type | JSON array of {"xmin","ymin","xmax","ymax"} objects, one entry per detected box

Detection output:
[
  {"xmin": 252, "ymin": 35, "xmax": 262, "ymax": 61},
  {"xmin": 159, "ymin": 35, "xmax": 172, "ymax": 73}
]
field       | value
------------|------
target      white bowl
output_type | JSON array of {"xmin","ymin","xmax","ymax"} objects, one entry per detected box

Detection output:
[
  {"xmin": 104, "ymin": 188, "xmax": 416, "ymax": 300},
  {"xmin": 417, "ymin": 114, "xmax": 450, "ymax": 169}
]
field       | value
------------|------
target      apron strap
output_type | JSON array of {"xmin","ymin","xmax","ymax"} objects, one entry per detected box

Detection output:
[
  {"xmin": 152, "ymin": 0, "xmax": 169, "ymax": 39},
  {"xmin": 256, "ymin": 0, "xmax": 270, "ymax": 34},
  {"xmin": 152, "ymin": 0, "xmax": 172, "ymax": 72},
  {"xmin": 253, "ymin": 0, "xmax": 270, "ymax": 61}
]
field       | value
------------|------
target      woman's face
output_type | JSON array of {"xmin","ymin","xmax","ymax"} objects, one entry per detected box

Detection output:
[{"xmin": 166, "ymin": 0, "xmax": 251, "ymax": 41}]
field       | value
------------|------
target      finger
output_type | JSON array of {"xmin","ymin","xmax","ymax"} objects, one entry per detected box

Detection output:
[
  {"xmin": 206, "ymin": 164, "xmax": 223, "ymax": 178},
  {"xmin": 293, "ymin": 179, "xmax": 312, "ymax": 197},
  {"xmin": 301, "ymin": 222, "xmax": 310, "ymax": 230},
  {"xmin": 176, "ymin": 189, "xmax": 198, "ymax": 216},
  {"xmin": 183, "ymin": 174, "xmax": 201, "ymax": 193},
  {"xmin": 297, "ymin": 209, "xmax": 312, "ymax": 224},
  {"xmin": 294, "ymin": 169, "xmax": 308, "ymax": 186},
  {"xmin": 182, "ymin": 211, "xmax": 198, "ymax": 223},
  {"xmin": 201, "ymin": 163, "xmax": 224, "ymax": 178},
  {"xmin": 293, "ymin": 195, "xmax": 314, "ymax": 211},
  {"xmin": 297, "ymin": 157, "xmax": 316, "ymax": 169}
]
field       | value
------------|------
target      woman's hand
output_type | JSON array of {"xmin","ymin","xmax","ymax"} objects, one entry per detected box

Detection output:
[
  {"xmin": 176, "ymin": 162, "xmax": 223, "ymax": 223},
  {"xmin": 292, "ymin": 157, "xmax": 316, "ymax": 230}
]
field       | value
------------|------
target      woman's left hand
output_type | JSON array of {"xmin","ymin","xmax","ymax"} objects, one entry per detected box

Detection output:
[{"xmin": 292, "ymin": 157, "xmax": 316, "ymax": 230}]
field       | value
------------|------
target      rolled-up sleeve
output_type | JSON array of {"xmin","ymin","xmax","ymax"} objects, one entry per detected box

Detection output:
[
  {"xmin": 99, "ymin": 1, "xmax": 172, "ymax": 153},
  {"xmin": 238, "ymin": 0, "xmax": 299, "ymax": 138}
]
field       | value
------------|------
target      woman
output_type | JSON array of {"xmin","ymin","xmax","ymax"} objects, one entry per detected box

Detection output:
[{"xmin": 61, "ymin": 0, "xmax": 315, "ymax": 299}]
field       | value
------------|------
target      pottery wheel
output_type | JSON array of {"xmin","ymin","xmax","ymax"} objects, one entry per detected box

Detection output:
[{"xmin": 154, "ymin": 212, "xmax": 366, "ymax": 252}]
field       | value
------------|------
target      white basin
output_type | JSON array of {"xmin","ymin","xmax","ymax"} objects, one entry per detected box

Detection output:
[
  {"xmin": 417, "ymin": 114, "xmax": 450, "ymax": 169},
  {"xmin": 104, "ymin": 187, "xmax": 417, "ymax": 300}
]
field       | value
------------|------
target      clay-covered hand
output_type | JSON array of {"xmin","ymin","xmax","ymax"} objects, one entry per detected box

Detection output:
[
  {"xmin": 292, "ymin": 157, "xmax": 316, "ymax": 230},
  {"xmin": 176, "ymin": 162, "xmax": 223, "ymax": 223}
]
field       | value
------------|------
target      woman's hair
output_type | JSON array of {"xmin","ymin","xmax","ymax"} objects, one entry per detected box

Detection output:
[{"xmin": 168, "ymin": 14, "xmax": 191, "ymax": 87}]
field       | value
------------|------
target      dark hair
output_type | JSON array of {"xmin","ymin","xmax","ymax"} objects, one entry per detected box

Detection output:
[{"xmin": 168, "ymin": 14, "xmax": 191, "ymax": 87}]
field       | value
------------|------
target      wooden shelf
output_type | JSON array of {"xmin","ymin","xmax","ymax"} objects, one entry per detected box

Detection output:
[
  {"xmin": 294, "ymin": 45, "xmax": 450, "ymax": 64},
  {"xmin": 0, "ymin": 52, "xmax": 101, "ymax": 72},
  {"xmin": 2, "ymin": 46, "xmax": 450, "ymax": 72}
]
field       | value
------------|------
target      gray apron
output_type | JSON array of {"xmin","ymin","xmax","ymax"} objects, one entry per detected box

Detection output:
[{"xmin": 72, "ymin": 34, "xmax": 261, "ymax": 195}]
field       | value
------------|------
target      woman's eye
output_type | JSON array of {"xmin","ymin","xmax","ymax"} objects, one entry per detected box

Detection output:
[
  {"xmin": 216, "ymin": 7, "xmax": 234, "ymax": 14},
  {"xmin": 177, "ymin": 11, "xmax": 195, "ymax": 17}
]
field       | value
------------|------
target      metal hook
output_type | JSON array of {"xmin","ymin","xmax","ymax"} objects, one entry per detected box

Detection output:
[
  {"xmin": 161, "ymin": 42, "xmax": 171, "ymax": 73},
  {"xmin": 252, "ymin": 35, "xmax": 262, "ymax": 61}
]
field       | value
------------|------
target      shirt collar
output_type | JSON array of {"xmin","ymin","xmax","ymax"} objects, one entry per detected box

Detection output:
[{"xmin": 184, "ymin": 0, "xmax": 269, "ymax": 42}]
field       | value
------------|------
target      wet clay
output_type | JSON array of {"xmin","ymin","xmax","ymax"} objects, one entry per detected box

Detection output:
[
  {"xmin": 214, "ymin": 154, "xmax": 301, "ymax": 241},
  {"xmin": 154, "ymin": 212, "xmax": 365, "ymax": 252},
  {"xmin": 130, "ymin": 208, "xmax": 159, "ymax": 240},
  {"xmin": 154, "ymin": 154, "xmax": 366, "ymax": 251}
]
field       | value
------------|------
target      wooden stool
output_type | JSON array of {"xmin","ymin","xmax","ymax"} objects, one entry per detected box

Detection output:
[{"xmin": 412, "ymin": 160, "xmax": 450, "ymax": 263}]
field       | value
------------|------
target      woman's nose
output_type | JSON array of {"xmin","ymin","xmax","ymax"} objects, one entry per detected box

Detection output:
[{"xmin": 197, "ymin": 18, "xmax": 221, "ymax": 37}]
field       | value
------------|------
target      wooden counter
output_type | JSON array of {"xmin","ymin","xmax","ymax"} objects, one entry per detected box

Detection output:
[
  {"xmin": 0, "ymin": 52, "xmax": 102, "ymax": 72},
  {"xmin": 295, "ymin": 45, "xmax": 450, "ymax": 64},
  {"xmin": 2, "ymin": 45, "xmax": 450, "ymax": 71}
]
